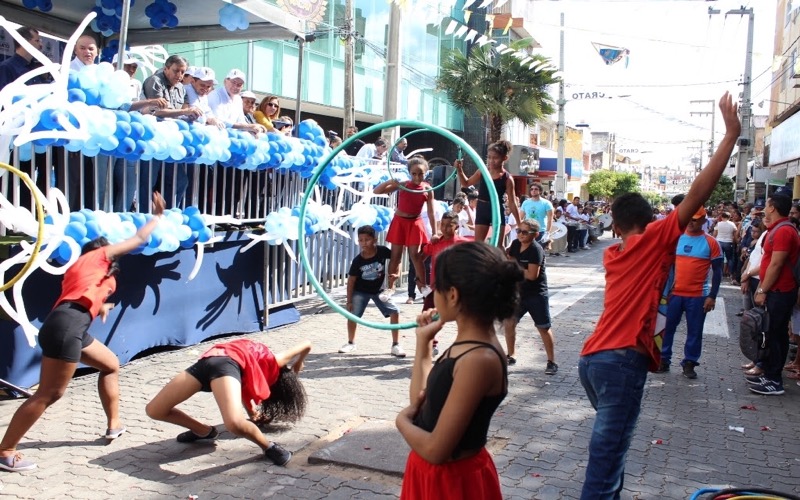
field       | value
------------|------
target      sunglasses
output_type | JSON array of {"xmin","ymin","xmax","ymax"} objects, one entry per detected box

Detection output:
[
  {"xmin": 517, "ymin": 230, "xmax": 537, "ymax": 236},
  {"xmin": 266, "ymin": 102, "xmax": 278, "ymax": 108}
]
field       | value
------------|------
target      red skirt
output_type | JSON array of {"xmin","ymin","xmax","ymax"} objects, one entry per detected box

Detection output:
[
  {"xmin": 400, "ymin": 448, "xmax": 502, "ymax": 500},
  {"xmin": 386, "ymin": 216, "xmax": 429, "ymax": 246}
]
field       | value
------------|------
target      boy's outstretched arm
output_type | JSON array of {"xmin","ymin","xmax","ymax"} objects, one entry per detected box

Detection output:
[{"xmin": 679, "ymin": 92, "xmax": 741, "ymax": 228}]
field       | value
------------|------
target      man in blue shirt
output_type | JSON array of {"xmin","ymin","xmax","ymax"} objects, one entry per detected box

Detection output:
[{"xmin": 0, "ymin": 26, "xmax": 44, "ymax": 89}]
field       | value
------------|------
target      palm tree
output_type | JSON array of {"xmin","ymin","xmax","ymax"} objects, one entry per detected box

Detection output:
[{"xmin": 437, "ymin": 38, "xmax": 559, "ymax": 143}]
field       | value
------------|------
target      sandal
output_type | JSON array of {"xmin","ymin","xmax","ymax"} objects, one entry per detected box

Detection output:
[
  {"xmin": 786, "ymin": 371, "xmax": 800, "ymax": 380},
  {"xmin": 105, "ymin": 426, "xmax": 127, "ymax": 440},
  {"xmin": 741, "ymin": 362, "xmax": 755, "ymax": 370},
  {"xmin": 405, "ymin": 297, "xmax": 414, "ymax": 304},
  {"xmin": 783, "ymin": 364, "xmax": 800, "ymax": 372},
  {"xmin": 744, "ymin": 366, "xmax": 764, "ymax": 376}
]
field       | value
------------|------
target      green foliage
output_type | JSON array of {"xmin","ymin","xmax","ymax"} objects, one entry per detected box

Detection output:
[
  {"xmin": 642, "ymin": 191, "xmax": 668, "ymax": 207},
  {"xmin": 706, "ymin": 175, "xmax": 735, "ymax": 208},
  {"xmin": 586, "ymin": 170, "xmax": 641, "ymax": 201},
  {"xmin": 436, "ymin": 38, "xmax": 560, "ymax": 142}
]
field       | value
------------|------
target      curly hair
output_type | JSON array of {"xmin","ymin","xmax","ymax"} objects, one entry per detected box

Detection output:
[{"xmin": 260, "ymin": 367, "xmax": 307, "ymax": 423}]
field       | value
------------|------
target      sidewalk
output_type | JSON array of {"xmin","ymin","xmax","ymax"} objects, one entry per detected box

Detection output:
[{"xmin": 1, "ymin": 234, "xmax": 799, "ymax": 499}]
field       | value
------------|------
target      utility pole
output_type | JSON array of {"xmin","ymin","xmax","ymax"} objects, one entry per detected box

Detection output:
[
  {"xmin": 556, "ymin": 12, "xmax": 566, "ymax": 198},
  {"xmin": 710, "ymin": 6, "xmax": 754, "ymax": 201},
  {"xmin": 383, "ymin": 2, "xmax": 402, "ymax": 143},
  {"xmin": 690, "ymin": 99, "xmax": 716, "ymax": 161},
  {"xmin": 342, "ymin": 0, "xmax": 355, "ymax": 136}
]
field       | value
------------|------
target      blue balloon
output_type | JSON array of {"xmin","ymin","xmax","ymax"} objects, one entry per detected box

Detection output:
[
  {"xmin": 56, "ymin": 242, "xmax": 73, "ymax": 263},
  {"xmin": 198, "ymin": 227, "xmax": 212, "ymax": 243},
  {"xmin": 68, "ymin": 88, "xmax": 86, "ymax": 103},
  {"xmin": 85, "ymin": 220, "xmax": 102, "ymax": 239},
  {"xmin": 22, "ymin": 0, "xmax": 36, "ymax": 8},
  {"xmin": 166, "ymin": 15, "xmax": 179, "ymax": 28},
  {"xmin": 65, "ymin": 221, "xmax": 88, "ymax": 241}
]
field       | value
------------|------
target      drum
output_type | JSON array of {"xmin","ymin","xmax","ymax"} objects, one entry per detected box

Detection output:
[
  {"xmin": 551, "ymin": 222, "xmax": 568, "ymax": 240},
  {"xmin": 598, "ymin": 213, "xmax": 613, "ymax": 231},
  {"xmin": 589, "ymin": 224, "xmax": 602, "ymax": 238}
]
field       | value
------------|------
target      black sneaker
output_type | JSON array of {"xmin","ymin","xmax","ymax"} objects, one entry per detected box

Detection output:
[
  {"xmin": 682, "ymin": 362, "xmax": 697, "ymax": 379},
  {"xmin": 507, "ymin": 355, "xmax": 516, "ymax": 366},
  {"xmin": 748, "ymin": 379, "xmax": 784, "ymax": 395},
  {"xmin": 177, "ymin": 426, "xmax": 218, "ymax": 443},
  {"xmin": 545, "ymin": 361, "xmax": 558, "ymax": 375},
  {"xmin": 655, "ymin": 360, "xmax": 670, "ymax": 373},
  {"xmin": 264, "ymin": 443, "xmax": 292, "ymax": 466},
  {"xmin": 745, "ymin": 375, "xmax": 770, "ymax": 385}
]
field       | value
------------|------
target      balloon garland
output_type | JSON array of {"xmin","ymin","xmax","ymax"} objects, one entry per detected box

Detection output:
[
  {"xmin": 297, "ymin": 119, "xmax": 500, "ymax": 331},
  {"xmin": 0, "ymin": 162, "xmax": 44, "ymax": 292}
]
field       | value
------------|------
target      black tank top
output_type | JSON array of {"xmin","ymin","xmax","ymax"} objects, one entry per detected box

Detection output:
[
  {"xmin": 412, "ymin": 341, "xmax": 508, "ymax": 457},
  {"xmin": 478, "ymin": 170, "xmax": 509, "ymax": 203}
]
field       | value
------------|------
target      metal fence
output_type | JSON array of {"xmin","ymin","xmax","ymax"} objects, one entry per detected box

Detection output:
[{"xmin": 1, "ymin": 145, "xmax": 409, "ymax": 310}]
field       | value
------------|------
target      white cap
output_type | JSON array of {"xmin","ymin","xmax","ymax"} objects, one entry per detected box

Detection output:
[
  {"xmin": 241, "ymin": 90, "xmax": 257, "ymax": 99},
  {"xmin": 193, "ymin": 67, "xmax": 218, "ymax": 84},
  {"xmin": 112, "ymin": 51, "xmax": 138, "ymax": 65},
  {"xmin": 185, "ymin": 66, "xmax": 198, "ymax": 77},
  {"xmin": 226, "ymin": 68, "xmax": 246, "ymax": 82}
]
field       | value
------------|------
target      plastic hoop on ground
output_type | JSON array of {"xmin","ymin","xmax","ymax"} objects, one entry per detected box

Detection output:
[
  {"xmin": 0, "ymin": 161, "xmax": 45, "ymax": 292},
  {"xmin": 298, "ymin": 119, "xmax": 500, "ymax": 330},
  {"xmin": 386, "ymin": 129, "xmax": 457, "ymax": 194}
]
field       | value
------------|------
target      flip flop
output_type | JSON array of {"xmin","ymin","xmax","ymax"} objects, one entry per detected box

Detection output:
[
  {"xmin": 105, "ymin": 426, "xmax": 126, "ymax": 440},
  {"xmin": 783, "ymin": 364, "xmax": 800, "ymax": 373},
  {"xmin": 786, "ymin": 371, "xmax": 800, "ymax": 380}
]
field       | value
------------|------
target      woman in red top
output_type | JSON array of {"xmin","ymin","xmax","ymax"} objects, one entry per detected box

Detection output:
[
  {"xmin": 0, "ymin": 193, "xmax": 166, "ymax": 473},
  {"xmin": 374, "ymin": 157, "xmax": 437, "ymax": 297},
  {"xmin": 145, "ymin": 339, "xmax": 311, "ymax": 466}
]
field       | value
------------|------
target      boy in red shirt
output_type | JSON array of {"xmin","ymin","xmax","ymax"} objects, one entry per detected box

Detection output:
[{"xmin": 577, "ymin": 93, "xmax": 740, "ymax": 499}]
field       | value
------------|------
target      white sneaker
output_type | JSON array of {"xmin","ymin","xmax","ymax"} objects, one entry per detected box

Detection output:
[
  {"xmin": 338, "ymin": 343, "xmax": 356, "ymax": 353},
  {"xmin": 419, "ymin": 285, "xmax": 432, "ymax": 297},
  {"xmin": 378, "ymin": 289, "xmax": 393, "ymax": 302},
  {"xmin": 391, "ymin": 344, "xmax": 406, "ymax": 357}
]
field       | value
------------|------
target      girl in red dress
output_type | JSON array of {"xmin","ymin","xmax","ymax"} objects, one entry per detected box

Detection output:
[
  {"xmin": 0, "ymin": 193, "xmax": 166, "ymax": 473},
  {"xmin": 374, "ymin": 157, "xmax": 437, "ymax": 297},
  {"xmin": 396, "ymin": 241, "xmax": 523, "ymax": 499}
]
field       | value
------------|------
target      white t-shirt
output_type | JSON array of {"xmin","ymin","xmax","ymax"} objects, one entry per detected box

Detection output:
[
  {"xmin": 744, "ymin": 231, "xmax": 766, "ymax": 278},
  {"xmin": 457, "ymin": 209, "xmax": 474, "ymax": 237},
  {"xmin": 715, "ymin": 220, "xmax": 738, "ymax": 243}
]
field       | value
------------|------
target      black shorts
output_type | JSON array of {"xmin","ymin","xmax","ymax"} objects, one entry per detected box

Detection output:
[
  {"xmin": 515, "ymin": 294, "xmax": 552, "ymax": 329},
  {"xmin": 38, "ymin": 302, "xmax": 94, "ymax": 363},
  {"xmin": 475, "ymin": 200, "xmax": 505, "ymax": 228},
  {"xmin": 185, "ymin": 356, "xmax": 242, "ymax": 392}
]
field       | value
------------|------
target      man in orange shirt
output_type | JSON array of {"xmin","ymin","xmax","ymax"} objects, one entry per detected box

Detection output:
[
  {"xmin": 577, "ymin": 93, "xmax": 740, "ymax": 499},
  {"xmin": 655, "ymin": 206, "xmax": 722, "ymax": 379}
]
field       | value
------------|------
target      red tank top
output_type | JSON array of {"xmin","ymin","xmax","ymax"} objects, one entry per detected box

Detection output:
[
  {"xmin": 56, "ymin": 248, "xmax": 117, "ymax": 319},
  {"xmin": 396, "ymin": 182, "xmax": 430, "ymax": 215}
]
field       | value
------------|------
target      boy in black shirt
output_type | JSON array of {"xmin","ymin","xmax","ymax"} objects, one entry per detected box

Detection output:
[
  {"xmin": 504, "ymin": 219, "xmax": 558, "ymax": 374},
  {"xmin": 340, "ymin": 226, "xmax": 405, "ymax": 357}
]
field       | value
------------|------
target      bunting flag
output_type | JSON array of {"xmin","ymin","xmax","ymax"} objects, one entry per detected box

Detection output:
[
  {"xmin": 464, "ymin": 10, "xmax": 472, "ymax": 23},
  {"xmin": 454, "ymin": 25, "xmax": 469, "ymax": 38},
  {"xmin": 503, "ymin": 16, "xmax": 513, "ymax": 35},
  {"xmin": 591, "ymin": 42, "xmax": 630, "ymax": 67},
  {"xmin": 485, "ymin": 14, "xmax": 495, "ymax": 26},
  {"xmin": 465, "ymin": 29, "xmax": 479, "ymax": 43}
]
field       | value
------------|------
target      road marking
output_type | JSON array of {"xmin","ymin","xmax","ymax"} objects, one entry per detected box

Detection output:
[
  {"xmin": 704, "ymin": 296, "xmax": 729, "ymax": 338},
  {"xmin": 547, "ymin": 265, "xmax": 604, "ymax": 318}
]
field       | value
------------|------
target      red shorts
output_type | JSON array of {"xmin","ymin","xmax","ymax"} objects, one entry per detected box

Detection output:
[
  {"xmin": 386, "ymin": 215, "xmax": 429, "ymax": 246},
  {"xmin": 400, "ymin": 448, "xmax": 502, "ymax": 500}
]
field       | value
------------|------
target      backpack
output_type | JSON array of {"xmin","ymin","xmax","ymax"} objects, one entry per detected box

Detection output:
[
  {"xmin": 739, "ymin": 306, "xmax": 769, "ymax": 362},
  {"xmin": 764, "ymin": 221, "xmax": 800, "ymax": 286}
]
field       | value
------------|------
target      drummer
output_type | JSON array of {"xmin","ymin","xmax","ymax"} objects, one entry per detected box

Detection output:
[{"xmin": 521, "ymin": 183, "xmax": 554, "ymax": 251}]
